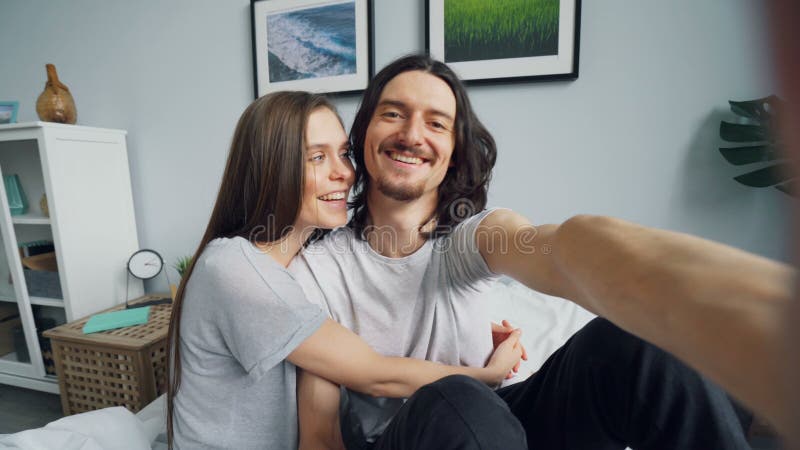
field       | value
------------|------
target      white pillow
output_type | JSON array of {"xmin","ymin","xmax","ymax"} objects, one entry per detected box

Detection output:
[
  {"xmin": 0, "ymin": 406, "xmax": 151, "ymax": 450},
  {"xmin": 136, "ymin": 394, "xmax": 167, "ymax": 445},
  {"xmin": 46, "ymin": 407, "xmax": 151, "ymax": 450}
]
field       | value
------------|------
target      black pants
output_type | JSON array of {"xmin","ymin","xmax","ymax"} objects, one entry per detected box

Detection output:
[{"xmin": 370, "ymin": 318, "xmax": 752, "ymax": 450}]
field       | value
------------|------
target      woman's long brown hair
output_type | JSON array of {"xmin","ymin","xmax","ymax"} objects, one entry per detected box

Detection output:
[{"xmin": 166, "ymin": 91, "xmax": 337, "ymax": 448}]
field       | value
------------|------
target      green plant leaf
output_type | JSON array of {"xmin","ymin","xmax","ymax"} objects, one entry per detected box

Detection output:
[
  {"xmin": 174, "ymin": 255, "xmax": 193, "ymax": 278},
  {"xmin": 717, "ymin": 95, "xmax": 793, "ymax": 196},
  {"xmin": 718, "ymin": 145, "xmax": 779, "ymax": 165},
  {"xmin": 733, "ymin": 163, "xmax": 793, "ymax": 187},
  {"xmin": 729, "ymin": 95, "xmax": 778, "ymax": 122},
  {"xmin": 719, "ymin": 121, "xmax": 769, "ymax": 143}
]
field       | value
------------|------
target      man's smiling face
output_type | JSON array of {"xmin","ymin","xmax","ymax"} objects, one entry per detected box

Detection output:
[{"xmin": 363, "ymin": 70, "xmax": 457, "ymax": 203}]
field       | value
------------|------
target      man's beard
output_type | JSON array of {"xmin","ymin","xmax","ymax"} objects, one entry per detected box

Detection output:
[
  {"xmin": 375, "ymin": 175, "xmax": 425, "ymax": 201},
  {"xmin": 374, "ymin": 140, "xmax": 427, "ymax": 201}
]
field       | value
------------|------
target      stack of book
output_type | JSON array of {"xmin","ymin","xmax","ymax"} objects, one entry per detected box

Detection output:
[
  {"xmin": 19, "ymin": 240, "xmax": 55, "ymax": 261},
  {"xmin": 18, "ymin": 240, "xmax": 61, "ymax": 298}
]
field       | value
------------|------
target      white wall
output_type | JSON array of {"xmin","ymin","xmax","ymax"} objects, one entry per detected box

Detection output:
[{"xmin": 0, "ymin": 0, "xmax": 789, "ymax": 292}]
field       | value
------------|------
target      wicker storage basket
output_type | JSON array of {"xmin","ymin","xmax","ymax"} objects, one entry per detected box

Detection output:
[{"xmin": 43, "ymin": 295, "xmax": 171, "ymax": 416}]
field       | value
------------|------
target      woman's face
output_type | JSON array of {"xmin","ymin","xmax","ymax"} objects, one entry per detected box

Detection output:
[{"xmin": 295, "ymin": 107, "xmax": 355, "ymax": 233}]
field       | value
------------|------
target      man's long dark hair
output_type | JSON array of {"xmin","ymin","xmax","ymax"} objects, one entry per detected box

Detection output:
[{"xmin": 348, "ymin": 54, "xmax": 497, "ymax": 238}]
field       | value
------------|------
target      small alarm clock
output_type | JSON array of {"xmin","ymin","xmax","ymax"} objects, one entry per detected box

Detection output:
[
  {"xmin": 127, "ymin": 249, "xmax": 164, "ymax": 280},
  {"xmin": 125, "ymin": 249, "xmax": 172, "ymax": 308}
]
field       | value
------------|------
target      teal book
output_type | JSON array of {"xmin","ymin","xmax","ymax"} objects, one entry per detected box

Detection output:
[{"xmin": 82, "ymin": 306, "xmax": 150, "ymax": 334}]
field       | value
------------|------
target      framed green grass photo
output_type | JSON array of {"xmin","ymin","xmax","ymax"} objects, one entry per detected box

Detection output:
[{"xmin": 426, "ymin": 0, "xmax": 580, "ymax": 83}]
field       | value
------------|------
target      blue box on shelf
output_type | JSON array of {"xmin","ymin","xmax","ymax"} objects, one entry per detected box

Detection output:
[{"xmin": 3, "ymin": 174, "xmax": 28, "ymax": 216}]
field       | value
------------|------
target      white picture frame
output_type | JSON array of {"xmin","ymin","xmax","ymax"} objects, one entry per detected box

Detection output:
[
  {"xmin": 251, "ymin": 0, "xmax": 373, "ymax": 97},
  {"xmin": 426, "ymin": 0, "xmax": 580, "ymax": 83}
]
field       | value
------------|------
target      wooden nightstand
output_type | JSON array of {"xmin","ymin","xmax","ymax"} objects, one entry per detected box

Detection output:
[{"xmin": 43, "ymin": 294, "xmax": 171, "ymax": 416}]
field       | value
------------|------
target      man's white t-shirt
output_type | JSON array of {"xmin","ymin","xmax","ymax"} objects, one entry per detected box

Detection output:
[{"xmin": 289, "ymin": 209, "xmax": 500, "ymax": 446}]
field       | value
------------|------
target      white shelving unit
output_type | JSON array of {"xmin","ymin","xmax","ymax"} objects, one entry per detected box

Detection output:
[
  {"xmin": 0, "ymin": 122, "xmax": 143, "ymax": 393},
  {"xmin": 11, "ymin": 214, "xmax": 51, "ymax": 225}
]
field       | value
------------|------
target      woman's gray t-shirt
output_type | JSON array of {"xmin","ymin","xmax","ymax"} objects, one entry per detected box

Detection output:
[{"xmin": 173, "ymin": 236, "xmax": 325, "ymax": 449}]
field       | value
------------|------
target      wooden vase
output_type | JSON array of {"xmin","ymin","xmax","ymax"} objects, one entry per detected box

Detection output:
[{"xmin": 36, "ymin": 64, "xmax": 77, "ymax": 124}]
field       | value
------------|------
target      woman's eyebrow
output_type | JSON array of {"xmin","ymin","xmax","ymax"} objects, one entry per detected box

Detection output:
[
  {"xmin": 306, "ymin": 140, "xmax": 348, "ymax": 152},
  {"xmin": 306, "ymin": 143, "xmax": 329, "ymax": 151}
]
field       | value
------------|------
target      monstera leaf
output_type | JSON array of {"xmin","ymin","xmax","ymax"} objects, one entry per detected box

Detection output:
[{"xmin": 719, "ymin": 95, "xmax": 795, "ymax": 195}]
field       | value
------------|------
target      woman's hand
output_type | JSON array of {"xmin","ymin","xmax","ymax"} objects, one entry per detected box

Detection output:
[
  {"xmin": 485, "ymin": 328, "xmax": 524, "ymax": 386},
  {"xmin": 492, "ymin": 319, "xmax": 528, "ymax": 375}
]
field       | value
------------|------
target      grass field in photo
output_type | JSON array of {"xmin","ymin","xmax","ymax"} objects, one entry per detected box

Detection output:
[{"xmin": 444, "ymin": 0, "xmax": 559, "ymax": 63}]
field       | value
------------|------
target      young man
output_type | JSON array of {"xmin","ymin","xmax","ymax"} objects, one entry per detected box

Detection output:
[{"xmin": 289, "ymin": 54, "xmax": 793, "ymax": 449}]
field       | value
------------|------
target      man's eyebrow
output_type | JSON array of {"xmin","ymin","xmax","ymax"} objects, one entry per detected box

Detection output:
[
  {"xmin": 377, "ymin": 99, "xmax": 407, "ymax": 111},
  {"xmin": 377, "ymin": 99, "xmax": 454, "ymax": 122}
]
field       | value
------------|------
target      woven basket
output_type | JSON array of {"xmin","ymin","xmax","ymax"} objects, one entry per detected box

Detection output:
[{"xmin": 43, "ymin": 295, "xmax": 171, "ymax": 416}]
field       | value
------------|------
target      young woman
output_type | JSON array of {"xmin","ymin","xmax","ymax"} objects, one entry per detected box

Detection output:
[{"xmin": 166, "ymin": 91, "xmax": 523, "ymax": 449}]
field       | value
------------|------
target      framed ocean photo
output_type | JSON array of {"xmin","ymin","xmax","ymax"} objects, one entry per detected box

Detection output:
[
  {"xmin": 426, "ymin": 0, "xmax": 581, "ymax": 83},
  {"xmin": 251, "ymin": 0, "xmax": 373, "ymax": 97}
]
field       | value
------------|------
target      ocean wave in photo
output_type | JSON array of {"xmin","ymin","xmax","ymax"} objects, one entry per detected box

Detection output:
[{"xmin": 267, "ymin": 1, "xmax": 357, "ymax": 83}]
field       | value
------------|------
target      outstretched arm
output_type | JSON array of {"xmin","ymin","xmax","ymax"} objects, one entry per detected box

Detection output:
[
  {"xmin": 477, "ymin": 210, "xmax": 795, "ymax": 432},
  {"xmin": 477, "ymin": 209, "xmax": 575, "ymax": 300},
  {"xmin": 551, "ymin": 214, "xmax": 794, "ymax": 432}
]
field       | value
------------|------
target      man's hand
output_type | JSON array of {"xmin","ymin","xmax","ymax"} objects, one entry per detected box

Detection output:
[
  {"xmin": 486, "ymin": 328, "xmax": 524, "ymax": 385},
  {"xmin": 491, "ymin": 320, "xmax": 528, "ymax": 379}
]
